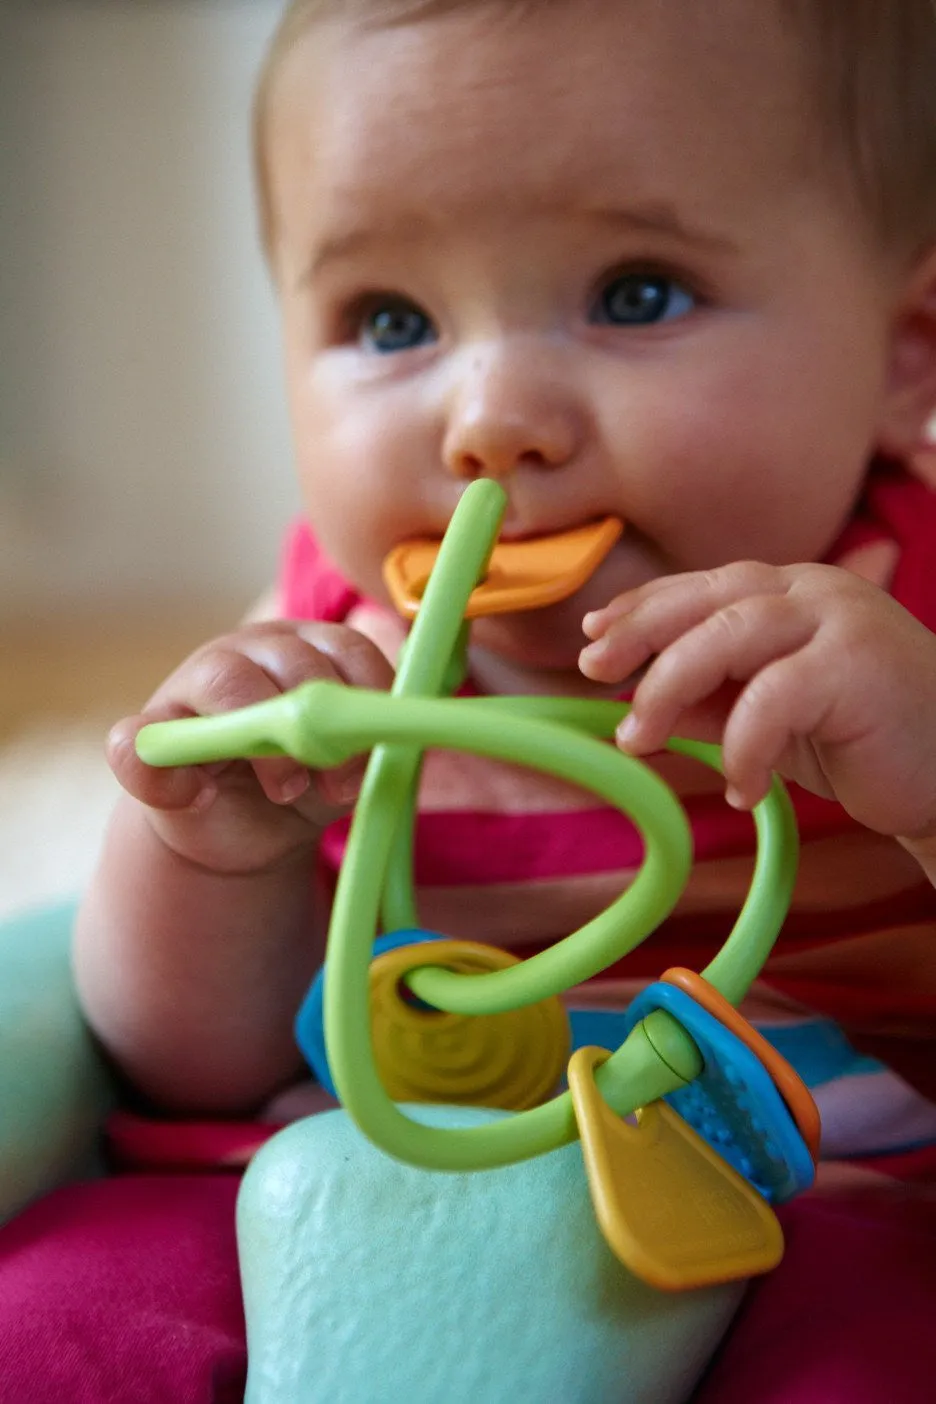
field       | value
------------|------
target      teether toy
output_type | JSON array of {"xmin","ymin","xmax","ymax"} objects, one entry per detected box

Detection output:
[{"xmin": 137, "ymin": 478, "xmax": 816, "ymax": 1294}]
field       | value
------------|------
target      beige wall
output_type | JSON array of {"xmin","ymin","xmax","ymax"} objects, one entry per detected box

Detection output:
[{"xmin": 0, "ymin": 0, "xmax": 297, "ymax": 622}]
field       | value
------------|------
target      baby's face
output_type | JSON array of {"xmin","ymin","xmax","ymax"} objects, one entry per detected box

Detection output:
[{"xmin": 267, "ymin": 0, "xmax": 900, "ymax": 671}]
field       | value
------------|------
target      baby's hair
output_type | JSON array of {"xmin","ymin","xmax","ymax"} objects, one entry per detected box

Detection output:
[
  {"xmin": 253, "ymin": 0, "xmax": 936, "ymax": 262},
  {"xmin": 782, "ymin": 0, "xmax": 936, "ymax": 256}
]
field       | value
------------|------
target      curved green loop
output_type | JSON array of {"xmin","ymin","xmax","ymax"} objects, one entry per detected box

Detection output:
[
  {"xmin": 136, "ymin": 479, "xmax": 799, "ymax": 1173},
  {"xmin": 286, "ymin": 687, "xmax": 692, "ymax": 1008},
  {"xmin": 320, "ymin": 693, "xmax": 795, "ymax": 1169}
]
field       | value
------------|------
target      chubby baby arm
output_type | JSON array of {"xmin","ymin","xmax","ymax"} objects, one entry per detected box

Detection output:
[
  {"xmin": 74, "ymin": 620, "xmax": 394, "ymax": 1113},
  {"xmin": 580, "ymin": 561, "xmax": 936, "ymax": 872}
]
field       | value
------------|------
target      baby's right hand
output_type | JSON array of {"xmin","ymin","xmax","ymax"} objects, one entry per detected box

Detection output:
[{"xmin": 107, "ymin": 620, "xmax": 395, "ymax": 874}]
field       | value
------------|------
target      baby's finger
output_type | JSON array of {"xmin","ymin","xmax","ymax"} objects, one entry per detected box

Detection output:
[
  {"xmin": 291, "ymin": 624, "xmax": 396, "ymax": 802},
  {"xmin": 719, "ymin": 640, "xmax": 834, "ymax": 808},
  {"xmin": 581, "ymin": 562, "xmax": 790, "ymax": 683},
  {"xmin": 618, "ymin": 594, "xmax": 816, "ymax": 755},
  {"xmin": 294, "ymin": 621, "xmax": 396, "ymax": 693},
  {"xmin": 107, "ymin": 711, "xmax": 217, "ymax": 812},
  {"xmin": 229, "ymin": 624, "xmax": 393, "ymax": 806},
  {"xmin": 582, "ymin": 562, "xmax": 785, "ymax": 642},
  {"xmin": 207, "ymin": 633, "xmax": 346, "ymax": 805},
  {"xmin": 138, "ymin": 621, "xmax": 396, "ymax": 812},
  {"xmin": 259, "ymin": 623, "xmax": 395, "ymax": 804},
  {"xmin": 582, "ymin": 573, "xmax": 688, "ymax": 641},
  {"xmin": 176, "ymin": 642, "xmax": 316, "ymax": 804}
]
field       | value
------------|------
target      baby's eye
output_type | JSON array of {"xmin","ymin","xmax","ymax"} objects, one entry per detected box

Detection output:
[
  {"xmin": 359, "ymin": 298, "xmax": 437, "ymax": 354},
  {"xmin": 593, "ymin": 273, "xmax": 696, "ymax": 327}
]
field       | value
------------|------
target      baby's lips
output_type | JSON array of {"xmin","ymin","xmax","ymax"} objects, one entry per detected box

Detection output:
[{"xmin": 383, "ymin": 516, "xmax": 624, "ymax": 619}]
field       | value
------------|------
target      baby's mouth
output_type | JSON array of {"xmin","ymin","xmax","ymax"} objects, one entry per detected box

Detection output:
[{"xmin": 383, "ymin": 516, "xmax": 623, "ymax": 621}]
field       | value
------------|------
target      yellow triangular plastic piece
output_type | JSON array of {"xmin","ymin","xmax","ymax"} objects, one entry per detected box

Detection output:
[{"xmin": 568, "ymin": 1046, "xmax": 785, "ymax": 1292}]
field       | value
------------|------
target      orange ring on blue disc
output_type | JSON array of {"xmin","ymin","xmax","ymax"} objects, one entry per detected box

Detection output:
[
  {"xmin": 370, "ymin": 941, "xmax": 571, "ymax": 1110},
  {"xmin": 662, "ymin": 968, "xmax": 821, "ymax": 1161}
]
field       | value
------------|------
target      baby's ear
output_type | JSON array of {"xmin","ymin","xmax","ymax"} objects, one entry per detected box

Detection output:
[{"xmin": 878, "ymin": 243, "xmax": 936, "ymax": 487}]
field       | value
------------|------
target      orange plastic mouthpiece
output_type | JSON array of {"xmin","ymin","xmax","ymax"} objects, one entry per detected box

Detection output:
[{"xmin": 383, "ymin": 516, "xmax": 623, "ymax": 620}]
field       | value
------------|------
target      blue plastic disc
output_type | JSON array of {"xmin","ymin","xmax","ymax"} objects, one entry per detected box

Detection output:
[{"xmin": 621, "ymin": 983, "xmax": 815, "ymax": 1204}]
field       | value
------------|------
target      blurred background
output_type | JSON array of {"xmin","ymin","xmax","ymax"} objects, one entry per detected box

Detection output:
[{"xmin": 0, "ymin": 0, "xmax": 297, "ymax": 915}]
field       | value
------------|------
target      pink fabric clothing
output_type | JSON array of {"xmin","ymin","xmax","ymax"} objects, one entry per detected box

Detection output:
[
  {"xmin": 0, "ymin": 1177, "xmax": 246, "ymax": 1403},
  {"xmin": 0, "ymin": 1169, "xmax": 933, "ymax": 1403}
]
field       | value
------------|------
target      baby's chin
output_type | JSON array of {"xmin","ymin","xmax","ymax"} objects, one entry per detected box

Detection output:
[
  {"xmin": 468, "ymin": 543, "xmax": 653, "ymax": 677},
  {"xmin": 467, "ymin": 616, "xmax": 643, "ymax": 701},
  {"xmin": 470, "ymin": 606, "xmax": 590, "ymax": 672},
  {"xmin": 468, "ymin": 600, "xmax": 624, "ymax": 686}
]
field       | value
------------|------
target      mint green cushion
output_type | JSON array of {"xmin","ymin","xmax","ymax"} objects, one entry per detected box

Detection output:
[
  {"xmin": 238, "ymin": 1105, "xmax": 743, "ymax": 1403},
  {"xmin": 0, "ymin": 903, "xmax": 114, "ymax": 1225}
]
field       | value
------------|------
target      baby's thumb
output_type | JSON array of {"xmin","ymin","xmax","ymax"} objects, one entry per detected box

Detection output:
[{"xmin": 107, "ymin": 713, "xmax": 213, "ymax": 812}]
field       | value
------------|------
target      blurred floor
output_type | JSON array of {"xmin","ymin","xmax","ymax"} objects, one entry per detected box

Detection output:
[
  {"xmin": 0, "ymin": 721, "xmax": 119, "ymax": 920},
  {"xmin": 0, "ymin": 606, "xmax": 231, "ymax": 919}
]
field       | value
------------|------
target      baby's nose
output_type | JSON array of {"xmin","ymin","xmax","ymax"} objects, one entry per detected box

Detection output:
[{"xmin": 442, "ymin": 353, "xmax": 581, "ymax": 480}]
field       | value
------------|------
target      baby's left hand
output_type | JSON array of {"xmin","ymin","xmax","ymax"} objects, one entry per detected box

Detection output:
[{"xmin": 580, "ymin": 561, "xmax": 936, "ymax": 842}]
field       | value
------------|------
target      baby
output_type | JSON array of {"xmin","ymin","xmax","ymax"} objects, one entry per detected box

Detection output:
[{"xmin": 60, "ymin": 0, "xmax": 936, "ymax": 1396}]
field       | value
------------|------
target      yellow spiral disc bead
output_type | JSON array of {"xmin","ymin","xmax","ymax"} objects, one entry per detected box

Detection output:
[{"xmin": 369, "ymin": 940, "xmax": 570, "ymax": 1111}]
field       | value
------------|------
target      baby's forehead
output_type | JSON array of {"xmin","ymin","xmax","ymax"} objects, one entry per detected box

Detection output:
[{"xmin": 267, "ymin": 1, "xmax": 819, "ymax": 254}]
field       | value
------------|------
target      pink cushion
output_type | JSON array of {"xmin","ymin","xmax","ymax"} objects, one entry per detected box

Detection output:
[
  {"xmin": 1, "ymin": 1173, "xmax": 934, "ymax": 1402},
  {"xmin": 0, "ymin": 1176, "xmax": 245, "ymax": 1403},
  {"xmin": 694, "ymin": 1192, "xmax": 936, "ymax": 1403}
]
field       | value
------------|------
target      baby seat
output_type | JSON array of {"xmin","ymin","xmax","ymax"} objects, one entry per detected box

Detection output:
[
  {"xmin": 0, "ymin": 482, "xmax": 818, "ymax": 1403},
  {"xmin": 0, "ymin": 901, "xmax": 749, "ymax": 1404},
  {"xmin": 0, "ymin": 901, "xmax": 115, "ymax": 1221}
]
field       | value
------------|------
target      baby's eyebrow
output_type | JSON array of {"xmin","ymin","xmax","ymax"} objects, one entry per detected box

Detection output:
[
  {"xmin": 581, "ymin": 201, "xmax": 737, "ymax": 256},
  {"xmin": 298, "ymin": 222, "xmax": 426, "ymax": 289},
  {"xmin": 297, "ymin": 200, "xmax": 735, "ymax": 289},
  {"xmin": 300, "ymin": 234, "xmax": 367, "ymax": 285}
]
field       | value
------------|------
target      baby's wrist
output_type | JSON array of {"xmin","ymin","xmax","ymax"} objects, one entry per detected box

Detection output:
[{"xmin": 138, "ymin": 798, "xmax": 320, "ymax": 881}]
